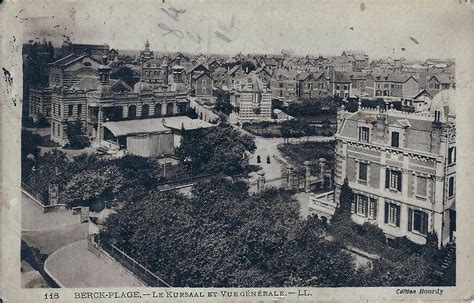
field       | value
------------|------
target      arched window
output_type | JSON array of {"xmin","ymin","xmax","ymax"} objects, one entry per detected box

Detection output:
[
  {"xmin": 128, "ymin": 105, "xmax": 137, "ymax": 119},
  {"xmin": 166, "ymin": 103, "xmax": 174, "ymax": 116},
  {"xmin": 141, "ymin": 104, "xmax": 149, "ymax": 118},
  {"xmin": 154, "ymin": 103, "xmax": 162, "ymax": 117}
]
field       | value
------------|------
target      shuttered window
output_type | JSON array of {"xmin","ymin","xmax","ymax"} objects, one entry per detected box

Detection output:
[
  {"xmin": 384, "ymin": 202, "xmax": 400, "ymax": 227},
  {"xmin": 385, "ymin": 168, "xmax": 402, "ymax": 192}
]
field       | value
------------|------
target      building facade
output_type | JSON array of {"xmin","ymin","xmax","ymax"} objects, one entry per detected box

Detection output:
[
  {"xmin": 333, "ymin": 90, "xmax": 456, "ymax": 246},
  {"xmin": 231, "ymin": 74, "xmax": 272, "ymax": 124},
  {"xmin": 51, "ymin": 57, "xmax": 190, "ymax": 147}
]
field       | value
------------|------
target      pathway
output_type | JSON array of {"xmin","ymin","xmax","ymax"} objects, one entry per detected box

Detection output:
[
  {"xmin": 44, "ymin": 240, "xmax": 145, "ymax": 288},
  {"xmin": 240, "ymin": 125, "xmax": 334, "ymax": 189},
  {"xmin": 21, "ymin": 191, "xmax": 145, "ymax": 288}
]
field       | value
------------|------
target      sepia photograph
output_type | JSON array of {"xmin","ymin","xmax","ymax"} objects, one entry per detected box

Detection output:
[{"xmin": 1, "ymin": 0, "xmax": 473, "ymax": 302}]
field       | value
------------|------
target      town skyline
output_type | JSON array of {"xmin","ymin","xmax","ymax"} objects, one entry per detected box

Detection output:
[{"xmin": 21, "ymin": 0, "xmax": 470, "ymax": 62}]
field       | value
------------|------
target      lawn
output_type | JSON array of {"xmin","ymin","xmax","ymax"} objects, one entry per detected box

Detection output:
[
  {"xmin": 242, "ymin": 122, "xmax": 282, "ymax": 137},
  {"xmin": 243, "ymin": 121, "xmax": 335, "ymax": 138}
]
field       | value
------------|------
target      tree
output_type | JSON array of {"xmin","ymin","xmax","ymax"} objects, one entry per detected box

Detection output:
[
  {"xmin": 110, "ymin": 66, "xmax": 138, "ymax": 88},
  {"xmin": 214, "ymin": 90, "xmax": 232, "ymax": 115},
  {"xmin": 175, "ymin": 124, "xmax": 256, "ymax": 176},
  {"xmin": 60, "ymin": 165, "xmax": 124, "ymax": 209},
  {"xmin": 100, "ymin": 177, "xmax": 358, "ymax": 287},
  {"xmin": 113, "ymin": 155, "xmax": 162, "ymax": 203},
  {"xmin": 362, "ymin": 255, "xmax": 431, "ymax": 286},
  {"xmin": 185, "ymin": 107, "xmax": 198, "ymax": 119},
  {"xmin": 66, "ymin": 119, "xmax": 89, "ymax": 149},
  {"xmin": 331, "ymin": 178, "xmax": 353, "ymax": 225},
  {"xmin": 21, "ymin": 130, "xmax": 42, "ymax": 182},
  {"xmin": 27, "ymin": 150, "xmax": 69, "ymax": 201},
  {"xmin": 280, "ymin": 119, "xmax": 309, "ymax": 143}
]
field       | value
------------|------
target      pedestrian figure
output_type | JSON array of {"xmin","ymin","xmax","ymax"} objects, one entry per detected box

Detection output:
[
  {"xmin": 267, "ymin": 155, "xmax": 271, "ymax": 164},
  {"xmin": 257, "ymin": 155, "xmax": 261, "ymax": 163}
]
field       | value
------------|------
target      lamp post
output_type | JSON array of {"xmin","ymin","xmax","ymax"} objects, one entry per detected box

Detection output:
[
  {"xmin": 162, "ymin": 154, "xmax": 167, "ymax": 177},
  {"xmin": 184, "ymin": 156, "xmax": 192, "ymax": 179}
]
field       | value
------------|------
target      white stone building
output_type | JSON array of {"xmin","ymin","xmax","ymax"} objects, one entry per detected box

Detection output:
[{"xmin": 331, "ymin": 89, "xmax": 456, "ymax": 246}]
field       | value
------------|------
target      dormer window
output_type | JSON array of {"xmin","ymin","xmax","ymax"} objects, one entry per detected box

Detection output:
[
  {"xmin": 388, "ymin": 119, "xmax": 410, "ymax": 148},
  {"xmin": 359, "ymin": 127, "xmax": 370, "ymax": 142}
]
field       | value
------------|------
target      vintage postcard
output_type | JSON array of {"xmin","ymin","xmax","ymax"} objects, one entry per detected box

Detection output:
[{"xmin": 1, "ymin": 0, "xmax": 473, "ymax": 302}]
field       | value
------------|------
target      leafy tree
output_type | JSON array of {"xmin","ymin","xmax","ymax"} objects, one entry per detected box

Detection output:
[
  {"xmin": 100, "ymin": 176, "xmax": 359, "ymax": 287},
  {"xmin": 175, "ymin": 124, "xmax": 256, "ymax": 176},
  {"xmin": 185, "ymin": 107, "xmax": 198, "ymax": 119},
  {"xmin": 60, "ymin": 165, "xmax": 124, "ymax": 209},
  {"xmin": 214, "ymin": 90, "xmax": 232, "ymax": 115},
  {"xmin": 66, "ymin": 120, "xmax": 89, "ymax": 149},
  {"xmin": 27, "ymin": 150, "xmax": 69, "ymax": 200},
  {"xmin": 362, "ymin": 255, "xmax": 431, "ymax": 286},
  {"xmin": 113, "ymin": 155, "xmax": 162, "ymax": 203},
  {"xmin": 21, "ymin": 130, "xmax": 42, "ymax": 182},
  {"xmin": 110, "ymin": 66, "xmax": 138, "ymax": 88},
  {"xmin": 280, "ymin": 119, "xmax": 310, "ymax": 143}
]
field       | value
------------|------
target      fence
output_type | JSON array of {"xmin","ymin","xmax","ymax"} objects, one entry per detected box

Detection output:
[
  {"xmin": 88, "ymin": 235, "xmax": 171, "ymax": 287},
  {"xmin": 21, "ymin": 182, "xmax": 68, "ymax": 213},
  {"xmin": 21, "ymin": 182, "xmax": 47, "ymax": 205}
]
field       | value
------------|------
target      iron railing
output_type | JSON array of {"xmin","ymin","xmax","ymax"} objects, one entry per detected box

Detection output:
[{"xmin": 88, "ymin": 235, "xmax": 171, "ymax": 287}]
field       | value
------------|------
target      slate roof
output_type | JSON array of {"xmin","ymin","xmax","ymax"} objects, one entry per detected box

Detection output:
[
  {"xmin": 330, "ymin": 71, "xmax": 351, "ymax": 83},
  {"xmin": 428, "ymin": 74, "xmax": 453, "ymax": 84}
]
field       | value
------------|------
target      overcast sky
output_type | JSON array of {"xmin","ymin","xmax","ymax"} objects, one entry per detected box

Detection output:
[{"xmin": 20, "ymin": 0, "xmax": 471, "ymax": 60}]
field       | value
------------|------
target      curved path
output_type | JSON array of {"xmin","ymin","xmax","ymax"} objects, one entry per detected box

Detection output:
[{"xmin": 44, "ymin": 240, "xmax": 145, "ymax": 288}]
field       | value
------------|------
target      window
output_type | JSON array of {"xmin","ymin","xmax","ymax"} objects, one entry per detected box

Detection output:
[
  {"xmin": 416, "ymin": 176, "xmax": 428, "ymax": 198},
  {"xmin": 141, "ymin": 104, "xmax": 149, "ymax": 117},
  {"xmin": 391, "ymin": 131, "xmax": 400, "ymax": 148},
  {"xmin": 448, "ymin": 176, "xmax": 455, "ymax": 198},
  {"xmin": 359, "ymin": 127, "xmax": 370, "ymax": 142},
  {"xmin": 352, "ymin": 194, "xmax": 378, "ymax": 220},
  {"xmin": 434, "ymin": 84, "xmax": 440, "ymax": 89},
  {"xmin": 78, "ymin": 104, "xmax": 82, "ymax": 116},
  {"xmin": 358, "ymin": 162, "xmax": 368, "ymax": 181},
  {"xmin": 448, "ymin": 146, "xmax": 456, "ymax": 165},
  {"xmin": 68, "ymin": 105, "xmax": 73, "ymax": 116},
  {"xmin": 384, "ymin": 202, "xmax": 400, "ymax": 227},
  {"xmin": 408, "ymin": 208, "xmax": 428, "ymax": 235},
  {"xmin": 385, "ymin": 168, "xmax": 402, "ymax": 192},
  {"xmin": 368, "ymin": 198, "xmax": 377, "ymax": 219}
]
